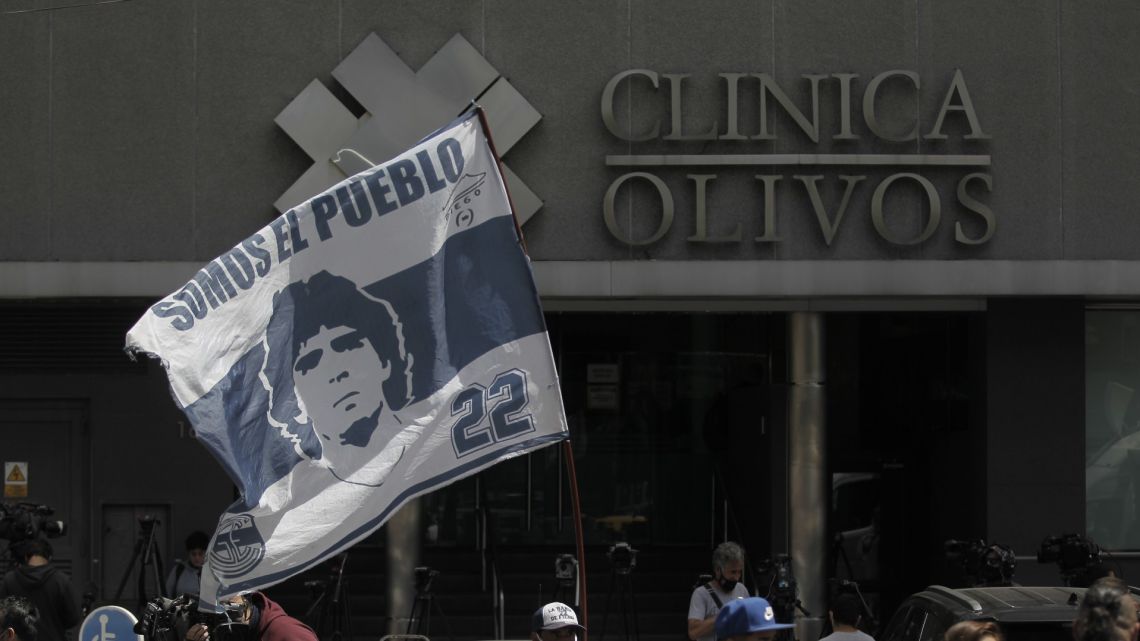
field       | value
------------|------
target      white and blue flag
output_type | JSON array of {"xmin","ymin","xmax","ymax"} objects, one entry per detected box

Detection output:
[{"xmin": 126, "ymin": 110, "xmax": 568, "ymax": 607}]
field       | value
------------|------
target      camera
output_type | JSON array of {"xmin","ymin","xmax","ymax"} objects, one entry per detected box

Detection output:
[
  {"xmin": 414, "ymin": 566, "xmax": 439, "ymax": 595},
  {"xmin": 135, "ymin": 594, "xmax": 249, "ymax": 641},
  {"xmin": 0, "ymin": 502, "xmax": 66, "ymax": 543},
  {"xmin": 757, "ymin": 554, "xmax": 800, "ymax": 623},
  {"xmin": 945, "ymin": 538, "xmax": 1017, "ymax": 586},
  {"xmin": 607, "ymin": 542, "xmax": 637, "ymax": 574},
  {"xmin": 555, "ymin": 554, "xmax": 578, "ymax": 583},
  {"xmin": 1037, "ymin": 533, "xmax": 1103, "ymax": 586}
]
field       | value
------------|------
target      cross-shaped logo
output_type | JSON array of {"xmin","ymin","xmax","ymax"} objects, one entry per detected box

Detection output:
[{"xmin": 275, "ymin": 33, "xmax": 542, "ymax": 224}]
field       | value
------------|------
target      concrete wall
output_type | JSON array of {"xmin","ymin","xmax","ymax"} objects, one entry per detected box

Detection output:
[
  {"xmin": 0, "ymin": 362, "xmax": 234, "ymax": 597},
  {"xmin": 3, "ymin": 1, "xmax": 1140, "ymax": 266}
]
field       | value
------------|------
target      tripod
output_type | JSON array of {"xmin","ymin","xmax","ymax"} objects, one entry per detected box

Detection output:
[
  {"xmin": 831, "ymin": 533, "xmax": 856, "ymax": 580},
  {"xmin": 599, "ymin": 566, "xmax": 638, "ymax": 641},
  {"xmin": 114, "ymin": 516, "xmax": 166, "ymax": 611},
  {"xmin": 406, "ymin": 568, "xmax": 453, "ymax": 641},
  {"xmin": 304, "ymin": 554, "xmax": 353, "ymax": 641}
]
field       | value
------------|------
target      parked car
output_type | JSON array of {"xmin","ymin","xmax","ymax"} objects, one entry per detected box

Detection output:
[{"xmin": 879, "ymin": 585, "xmax": 1082, "ymax": 641}]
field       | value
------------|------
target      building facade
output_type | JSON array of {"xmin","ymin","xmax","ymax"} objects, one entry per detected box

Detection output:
[{"xmin": 2, "ymin": 0, "xmax": 1138, "ymax": 628}]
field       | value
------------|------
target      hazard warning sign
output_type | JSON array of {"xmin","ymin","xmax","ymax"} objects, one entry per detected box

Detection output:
[{"xmin": 5, "ymin": 462, "xmax": 28, "ymax": 498}]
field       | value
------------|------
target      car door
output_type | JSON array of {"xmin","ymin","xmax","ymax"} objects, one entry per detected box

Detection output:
[
  {"xmin": 918, "ymin": 610, "xmax": 953, "ymax": 641},
  {"xmin": 880, "ymin": 603, "xmax": 929, "ymax": 641}
]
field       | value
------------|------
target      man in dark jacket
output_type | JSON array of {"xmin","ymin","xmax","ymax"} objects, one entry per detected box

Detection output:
[
  {"xmin": 0, "ymin": 540, "xmax": 79, "ymax": 641},
  {"xmin": 185, "ymin": 592, "xmax": 316, "ymax": 641}
]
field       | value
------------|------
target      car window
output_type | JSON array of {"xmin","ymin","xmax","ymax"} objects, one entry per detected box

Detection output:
[
  {"xmin": 878, "ymin": 605, "xmax": 910, "ymax": 641},
  {"xmin": 879, "ymin": 605, "xmax": 927, "ymax": 641},
  {"xmin": 918, "ymin": 611, "xmax": 949, "ymax": 641}
]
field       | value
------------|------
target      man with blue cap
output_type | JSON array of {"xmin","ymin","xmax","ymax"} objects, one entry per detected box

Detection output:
[{"xmin": 715, "ymin": 597, "xmax": 795, "ymax": 641}]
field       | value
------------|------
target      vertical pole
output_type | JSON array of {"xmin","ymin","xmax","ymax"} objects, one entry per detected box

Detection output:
[
  {"xmin": 476, "ymin": 102, "xmax": 588, "ymax": 634},
  {"xmin": 788, "ymin": 312, "xmax": 826, "ymax": 641},
  {"xmin": 564, "ymin": 440, "xmax": 589, "ymax": 639},
  {"xmin": 387, "ymin": 498, "xmax": 422, "ymax": 635}
]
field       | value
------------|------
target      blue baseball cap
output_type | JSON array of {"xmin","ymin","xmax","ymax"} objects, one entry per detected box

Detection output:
[{"xmin": 715, "ymin": 597, "xmax": 795, "ymax": 639}]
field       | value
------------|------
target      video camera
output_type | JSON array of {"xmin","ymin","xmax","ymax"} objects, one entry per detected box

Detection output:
[
  {"xmin": 135, "ymin": 594, "xmax": 250, "ymax": 641},
  {"xmin": 555, "ymin": 554, "xmax": 578, "ymax": 584},
  {"xmin": 0, "ymin": 502, "xmax": 66, "ymax": 544},
  {"xmin": 944, "ymin": 538, "xmax": 1017, "ymax": 586},
  {"xmin": 757, "ymin": 554, "xmax": 803, "ymax": 623},
  {"xmin": 607, "ymin": 542, "xmax": 637, "ymax": 575},
  {"xmin": 1037, "ymin": 533, "xmax": 1103, "ymax": 586},
  {"xmin": 414, "ymin": 566, "xmax": 439, "ymax": 595}
]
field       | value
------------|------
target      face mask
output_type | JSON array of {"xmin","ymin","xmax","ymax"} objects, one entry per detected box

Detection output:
[{"xmin": 718, "ymin": 576, "xmax": 738, "ymax": 592}]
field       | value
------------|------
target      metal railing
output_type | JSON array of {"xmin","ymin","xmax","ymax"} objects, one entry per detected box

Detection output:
[{"xmin": 476, "ymin": 475, "xmax": 507, "ymax": 639}]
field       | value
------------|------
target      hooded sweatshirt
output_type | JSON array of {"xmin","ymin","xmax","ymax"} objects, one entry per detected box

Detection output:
[
  {"xmin": 0, "ymin": 564, "xmax": 82, "ymax": 641},
  {"xmin": 248, "ymin": 592, "xmax": 318, "ymax": 641}
]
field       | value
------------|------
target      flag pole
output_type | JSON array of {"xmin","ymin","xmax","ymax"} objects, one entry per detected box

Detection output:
[
  {"xmin": 473, "ymin": 105, "xmax": 529, "ymax": 255},
  {"xmin": 472, "ymin": 105, "xmax": 589, "ymax": 637},
  {"xmin": 562, "ymin": 439, "xmax": 588, "ymax": 637}
]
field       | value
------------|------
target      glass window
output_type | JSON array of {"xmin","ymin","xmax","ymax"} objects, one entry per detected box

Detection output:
[
  {"xmin": 1086, "ymin": 311, "xmax": 1140, "ymax": 549},
  {"xmin": 880, "ymin": 605, "xmax": 927, "ymax": 641},
  {"xmin": 422, "ymin": 312, "xmax": 773, "ymax": 548}
]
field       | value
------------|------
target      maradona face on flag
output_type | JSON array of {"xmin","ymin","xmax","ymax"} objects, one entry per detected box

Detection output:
[{"xmin": 126, "ymin": 111, "xmax": 568, "ymax": 607}]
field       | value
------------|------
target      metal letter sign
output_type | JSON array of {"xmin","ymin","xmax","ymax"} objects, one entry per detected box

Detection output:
[{"xmin": 276, "ymin": 33, "xmax": 543, "ymax": 224}]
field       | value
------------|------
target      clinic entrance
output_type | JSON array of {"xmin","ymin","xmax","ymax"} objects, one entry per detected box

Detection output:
[{"xmin": 417, "ymin": 309, "xmax": 986, "ymax": 624}]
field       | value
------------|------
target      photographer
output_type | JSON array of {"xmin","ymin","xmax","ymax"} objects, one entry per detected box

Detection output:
[
  {"xmin": 819, "ymin": 593, "xmax": 873, "ymax": 641},
  {"xmin": 0, "ymin": 540, "xmax": 79, "ymax": 641},
  {"xmin": 184, "ymin": 593, "xmax": 316, "ymax": 641},
  {"xmin": 0, "ymin": 596, "xmax": 39, "ymax": 641},
  {"xmin": 689, "ymin": 542, "xmax": 750, "ymax": 641}
]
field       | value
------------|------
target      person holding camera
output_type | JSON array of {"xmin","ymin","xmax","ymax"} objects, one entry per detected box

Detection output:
[
  {"xmin": 166, "ymin": 532, "xmax": 209, "ymax": 598},
  {"xmin": 819, "ymin": 592, "xmax": 873, "ymax": 641},
  {"xmin": 1073, "ymin": 576, "xmax": 1140, "ymax": 641},
  {"xmin": 689, "ymin": 542, "xmax": 751, "ymax": 641},
  {"xmin": 184, "ymin": 592, "xmax": 316, "ymax": 641},
  {"xmin": 714, "ymin": 596, "xmax": 793, "ymax": 641},
  {"xmin": 0, "ymin": 540, "xmax": 79, "ymax": 641},
  {"xmin": 0, "ymin": 596, "xmax": 39, "ymax": 641}
]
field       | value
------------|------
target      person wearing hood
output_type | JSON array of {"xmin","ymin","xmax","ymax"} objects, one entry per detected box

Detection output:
[
  {"xmin": 689, "ymin": 542, "xmax": 751, "ymax": 641},
  {"xmin": 0, "ymin": 539, "xmax": 79, "ymax": 641},
  {"xmin": 184, "ymin": 592, "xmax": 316, "ymax": 641}
]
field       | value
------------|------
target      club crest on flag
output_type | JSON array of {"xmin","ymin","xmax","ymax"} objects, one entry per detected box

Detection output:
[
  {"xmin": 126, "ymin": 109, "xmax": 569, "ymax": 607},
  {"xmin": 209, "ymin": 513, "xmax": 265, "ymax": 579}
]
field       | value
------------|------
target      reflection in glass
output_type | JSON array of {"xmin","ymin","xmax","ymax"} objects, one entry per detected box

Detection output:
[{"xmin": 1086, "ymin": 311, "xmax": 1140, "ymax": 549}]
